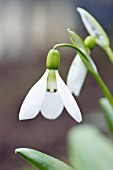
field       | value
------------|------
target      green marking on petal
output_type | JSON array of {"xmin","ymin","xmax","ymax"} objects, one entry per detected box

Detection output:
[{"xmin": 46, "ymin": 70, "xmax": 57, "ymax": 93}]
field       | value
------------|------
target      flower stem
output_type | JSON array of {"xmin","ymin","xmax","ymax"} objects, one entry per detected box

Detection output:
[
  {"xmin": 53, "ymin": 43, "xmax": 88, "ymax": 61},
  {"xmin": 54, "ymin": 43, "xmax": 82, "ymax": 52},
  {"xmin": 105, "ymin": 47, "xmax": 113, "ymax": 63},
  {"xmin": 93, "ymin": 73, "xmax": 113, "ymax": 107},
  {"xmin": 54, "ymin": 43, "xmax": 113, "ymax": 106}
]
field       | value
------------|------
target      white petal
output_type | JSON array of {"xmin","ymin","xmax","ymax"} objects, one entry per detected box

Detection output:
[
  {"xmin": 41, "ymin": 92, "xmax": 64, "ymax": 119},
  {"xmin": 67, "ymin": 55, "xmax": 87, "ymax": 96},
  {"xmin": 56, "ymin": 71, "xmax": 82, "ymax": 122},
  {"xmin": 19, "ymin": 70, "xmax": 48, "ymax": 120}
]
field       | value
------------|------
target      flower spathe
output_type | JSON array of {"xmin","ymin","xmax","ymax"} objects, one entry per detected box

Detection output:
[
  {"xmin": 77, "ymin": 7, "xmax": 113, "ymax": 63},
  {"xmin": 67, "ymin": 55, "xmax": 87, "ymax": 96},
  {"xmin": 19, "ymin": 69, "xmax": 82, "ymax": 122}
]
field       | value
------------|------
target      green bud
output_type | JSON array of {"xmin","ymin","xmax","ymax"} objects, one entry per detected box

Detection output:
[
  {"xmin": 46, "ymin": 49, "xmax": 60, "ymax": 69},
  {"xmin": 84, "ymin": 36, "xmax": 96, "ymax": 50}
]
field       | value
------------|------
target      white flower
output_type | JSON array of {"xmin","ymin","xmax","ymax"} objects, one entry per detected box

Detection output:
[
  {"xmin": 67, "ymin": 55, "xmax": 87, "ymax": 96},
  {"xmin": 19, "ymin": 69, "xmax": 82, "ymax": 122}
]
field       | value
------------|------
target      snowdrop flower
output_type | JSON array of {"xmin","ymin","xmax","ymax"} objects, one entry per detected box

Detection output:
[
  {"xmin": 19, "ymin": 49, "xmax": 82, "ymax": 122},
  {"xmin": 67, "ymin": 54, "xmax": 87, "ymax": 96},
  {"xmin": 67, "ymin": 36, "xmax": 95, "ymax": 96}
]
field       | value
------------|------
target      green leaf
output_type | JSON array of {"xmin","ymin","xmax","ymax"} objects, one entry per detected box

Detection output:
[
  {"xmin": 15, "ymin": 148, "xmax": 74, "ymax": 170},
  {"xmin": 77, "ymin": 7, "xmax": 113, "ymax": 63},
  {"xmin": 68, "ymin": 125, "xmax": 113, "ymax": 170},
  {"xmin": 99, "ymin": 97, "xmax": 113, "ymax": 133}
]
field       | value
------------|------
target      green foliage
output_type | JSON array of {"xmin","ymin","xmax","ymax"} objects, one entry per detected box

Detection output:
[
  {"xmin": 100, "ymin": 97, "xmax": 113, "ymax": 134},
  {"xmin": 68, "ymin": 125, "xmax": 113, "ymax": 170},
  {"xmin": 21, "ymin": 167, "xmax": 37, "ymax": 170},
  {"xmin": 15, "ymin": 148, "xmax": 74, "ymax": 170}
]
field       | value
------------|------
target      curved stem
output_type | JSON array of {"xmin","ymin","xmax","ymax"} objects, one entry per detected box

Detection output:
[
  {"xmin": 93, "ymin": 73, "xmax": 113, "ymax": 106},
  {"xmin": 54, "ymin": 43, "xmax": 80, "ymax": 51},
  {"xmin": 105, "ymin": 47, "xmax": 113, "ymax": 63},
  {"xmin": 54, "ymin": 43, "xmax": 72, "ymax": 49},
  {"xmin": 53, "ymin": 43, "xmax": 88, "ymax": 61},
  {"xmin": 54, "ymin": 43, "xmax": 113, "ymax": 106}
]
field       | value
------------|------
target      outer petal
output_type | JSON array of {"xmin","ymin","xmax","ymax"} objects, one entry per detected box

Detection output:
[
  {"xmin": 67, "ymin": 55, "xmax": 87, "ymax": 96},
  {"xmin": 56, "ymin": 71, "xmax": 82, "ymax": 122},
  {"xmin": 19, "ymin": 70, "xmax": 48, "ymax": 120},
  {"xmin": 41, "ymin": 92, "xmax": 64, "ymax": 119}
]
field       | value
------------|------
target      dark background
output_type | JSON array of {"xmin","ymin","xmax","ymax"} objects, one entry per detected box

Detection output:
[{"xmin": 0, "ymin": 0, "xmax": 113, "ymax": 169}]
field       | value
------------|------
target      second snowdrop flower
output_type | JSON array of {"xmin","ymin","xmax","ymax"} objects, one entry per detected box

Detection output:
[
  {"xmin": 67, "ymin": 54, "xmax": 87, "ymax": 96},
  {"xmin": 19, "ymin": 49, "xmax": 82, "ymax": 122},
  {"xmin": 67, "ymin": 35, "xmax": 96, "ymax": 96}
]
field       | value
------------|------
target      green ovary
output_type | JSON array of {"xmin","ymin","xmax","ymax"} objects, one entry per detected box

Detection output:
[{"xmin": 46, "ymin": 49, "xmax": 60, "ymax": 69}]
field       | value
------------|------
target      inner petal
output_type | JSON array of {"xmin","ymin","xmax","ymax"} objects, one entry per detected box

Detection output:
[
  {"xmin": 46, "ymin": 70, "xmax": 57, "ymax": 93},
  {"xmin": 41, "ymin": 92, "xmax": 64, "ymax": 119}
]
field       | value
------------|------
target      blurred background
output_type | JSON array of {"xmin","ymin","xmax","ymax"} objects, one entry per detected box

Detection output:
[{"xmin": 0, "ymin": 0, "xmax": 113, "ymax": 169}]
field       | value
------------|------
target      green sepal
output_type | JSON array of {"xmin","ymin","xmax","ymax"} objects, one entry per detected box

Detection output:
[
  {"xmin": 15, "ymin": 148, "xmax": 74, "ymax": 170},
  {"xmin": 99, "ymin": 97, "xmax": 113, "ymax": 134},
  {"xmin": 46, "ymin": 49, "xmax": 60, "ymax": 69},
  {"xmin": 68, "ymin": 125, "xmax": 113, "ymax": 170}
]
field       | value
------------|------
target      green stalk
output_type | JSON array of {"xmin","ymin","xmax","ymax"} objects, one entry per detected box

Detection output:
[
  {"xmin": 54, "ymin": 43, "xmax": 113, "ymax": 107},
  {"xmin": 53, "ymin": 43, "xmax": 89, "ymax": 61},
  {"xmin": 93, "ymin": 73, "xmax": 113, "ymax": 107},
  {"xmin": 105, "ymin": 47, "xmax": 113, "ymax": 63},
  {"xmin": 54, "ymin": 43, "xmax": 81, "ymax": 51}
]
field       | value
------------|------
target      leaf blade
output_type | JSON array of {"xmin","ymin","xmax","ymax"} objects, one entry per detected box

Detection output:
[
  {"xmin": 15, "ymin": 148, "xmax": 74, "ymax": 170},
  {"xmin": 100, "ymin": 97, "xmax": 113, "ymax": 133},
  {"xmin": 68, "ymin": 125, "xmax": 113, "ymax": 170}
]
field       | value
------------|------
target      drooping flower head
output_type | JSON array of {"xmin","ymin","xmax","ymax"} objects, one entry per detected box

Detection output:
[
  {"xmin": 19, "ymin": 49, "xmax": 82, "ymax": 122},
  {"xmin": 67, "ymin": 29, "xmax": 96, "ymax": 96}
]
